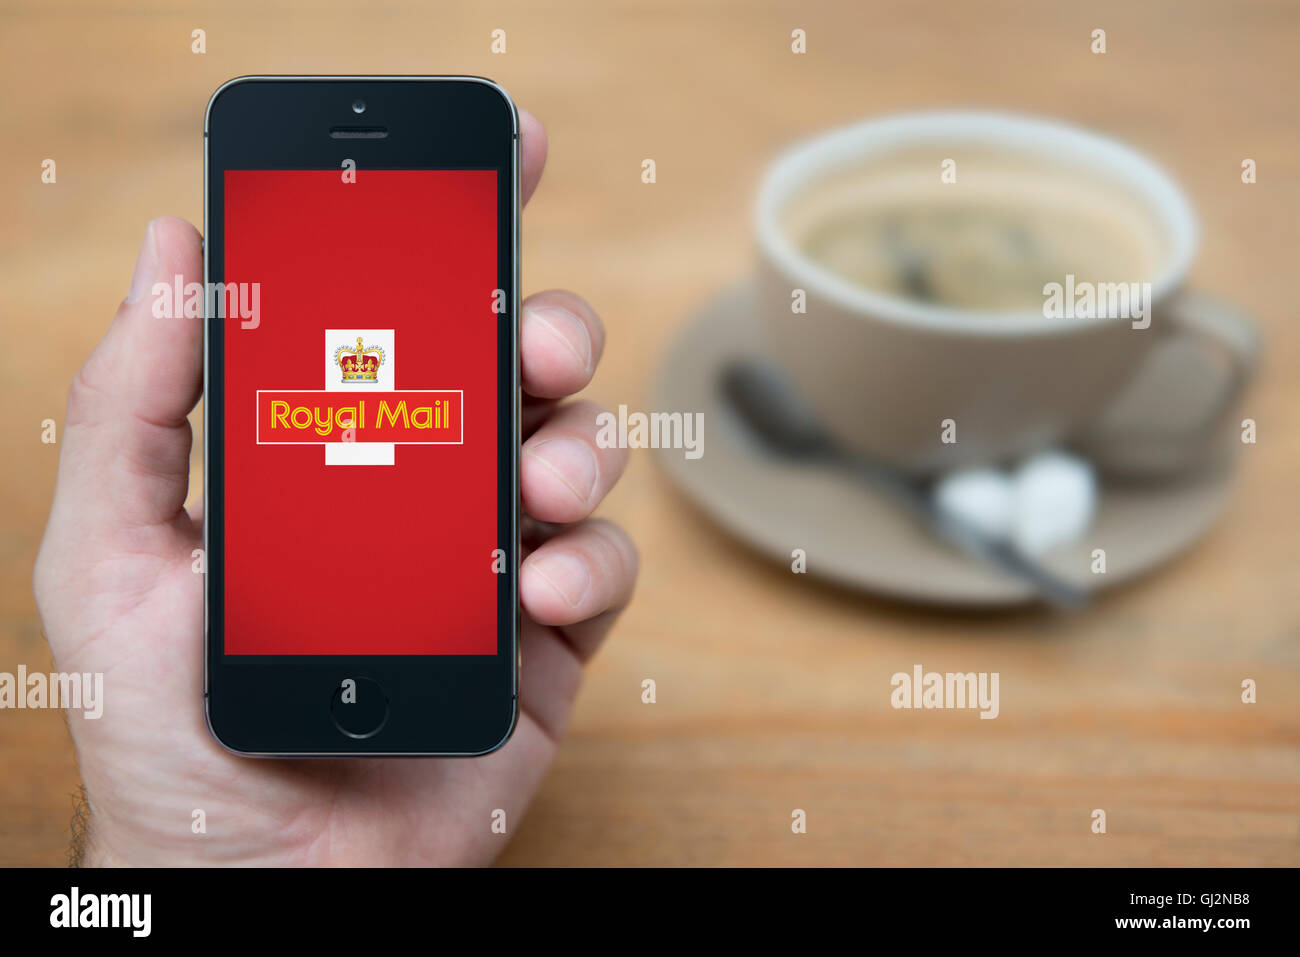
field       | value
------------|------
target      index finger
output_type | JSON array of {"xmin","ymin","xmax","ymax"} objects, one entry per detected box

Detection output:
[{"xmin": 520, "ymin": 107, "xmax": 547, "ymax": 206}]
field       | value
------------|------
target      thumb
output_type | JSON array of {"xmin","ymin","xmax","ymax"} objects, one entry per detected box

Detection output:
[{"xmin": 49, "ymin": 216, "xmax": 203, "ymax": 539}]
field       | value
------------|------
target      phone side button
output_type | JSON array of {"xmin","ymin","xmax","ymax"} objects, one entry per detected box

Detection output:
[{"xmin": 329, "ymin": 678, "xmax": 390, "ymax": 739}]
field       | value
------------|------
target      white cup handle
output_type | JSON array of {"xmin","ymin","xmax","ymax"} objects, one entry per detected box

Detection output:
[
  {"xmin": 1153, "ymin": 289, "xmax": 1260, "ymax": 437},
  {"xmin": 1074, "ymin": 290, "xmax": 1260, "ymax": 477}
]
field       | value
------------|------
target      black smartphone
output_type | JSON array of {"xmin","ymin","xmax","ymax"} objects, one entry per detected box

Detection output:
[{"xmin": 203, "ymin": 76, "xmax": 519, "ymax": 756}]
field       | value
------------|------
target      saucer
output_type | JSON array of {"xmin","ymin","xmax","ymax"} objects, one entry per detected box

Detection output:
[{"xmin": 650, "ymin": 280, "xmax": 1240, "ymax": 606}]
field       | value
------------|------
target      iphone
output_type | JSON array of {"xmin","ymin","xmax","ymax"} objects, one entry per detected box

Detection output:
[{"xmin": 203, "ymin": 77, "xmax": 519, "ymax": 755}]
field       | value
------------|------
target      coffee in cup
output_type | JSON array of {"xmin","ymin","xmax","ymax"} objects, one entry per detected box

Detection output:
[
  {"xmin": 786, "ymin": 148, "xmax": 1167, "ymax": 314},
  {"xmin": 754, "ymin": 112, "xmax": 1255, "ymax": 475}
]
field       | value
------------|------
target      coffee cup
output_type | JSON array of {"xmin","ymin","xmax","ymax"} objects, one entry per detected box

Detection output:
[{"xmin": 754, "ymin": 111, "xmax": 1257, "ymax": 476}]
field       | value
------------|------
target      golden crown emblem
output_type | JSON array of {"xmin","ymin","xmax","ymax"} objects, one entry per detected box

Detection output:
[{"xmin": 333, "ymin": 336, "xmax": 385, "ymax": 384}]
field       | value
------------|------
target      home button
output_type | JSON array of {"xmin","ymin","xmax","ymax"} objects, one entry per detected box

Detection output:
[{"xmin": 330, "ymin": 678, "xmax": 389, "ymax": 739}]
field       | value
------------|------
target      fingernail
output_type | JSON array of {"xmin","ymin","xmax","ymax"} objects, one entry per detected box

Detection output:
[
  {"xmin": 527, "ymin": 437, "xmax": 598, "ymax": 503},
  {"xmin": 125, "ymin": 220, "xmax": 159, "ymax": 304},
  {"xmin": 529, "ymin": 551, "xmax": 592, "ymax": 608},
  {"xmin": 530, "ymin": 306, "xmax": 592, "ymax": 376}
]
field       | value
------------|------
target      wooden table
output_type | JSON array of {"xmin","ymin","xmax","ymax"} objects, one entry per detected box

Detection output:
[{"xmin": 2, "ymin": 0, "xmax": 1296, "ymax": 866}]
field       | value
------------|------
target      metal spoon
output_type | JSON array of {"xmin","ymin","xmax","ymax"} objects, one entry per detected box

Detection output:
[{"xmin": 719, "ymin": 359, "xmax": 1090, "ymax": 610}]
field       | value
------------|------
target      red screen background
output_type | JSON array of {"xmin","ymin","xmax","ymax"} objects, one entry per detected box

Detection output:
[{"xmin": 223, "ymin": 170, "xmax": 498, "ymax": 654}]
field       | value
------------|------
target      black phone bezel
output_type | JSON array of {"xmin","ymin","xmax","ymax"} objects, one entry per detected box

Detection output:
[{"xmin": 203, "ymin": 76, "xmax": 519, "ymax": 756}]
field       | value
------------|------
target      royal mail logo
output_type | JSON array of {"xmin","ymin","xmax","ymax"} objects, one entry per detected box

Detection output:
[
  {"xmin": 256, "ymin": 329, "xmax": 461, "ymax": 467},
  {"xmin": 257, "ymin": 391, "xmax": 461, "ymax": 441}
]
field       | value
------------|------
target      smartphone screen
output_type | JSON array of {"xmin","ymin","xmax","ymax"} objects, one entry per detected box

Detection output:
[
  {"xmin": 223, "ymin": 169, "xmax": 497, "ymax": 655},
  {"xmin": 204, "ymin": 78, "xmax": 519, "ymax": 756}
]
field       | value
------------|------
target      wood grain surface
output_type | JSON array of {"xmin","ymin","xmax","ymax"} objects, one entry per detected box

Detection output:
[{"xmin": 1, "ymin": 0, "xmax": 1296, "ymax": 866}]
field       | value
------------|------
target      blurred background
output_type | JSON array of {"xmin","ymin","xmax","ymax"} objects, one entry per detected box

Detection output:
[{"xmin": 2, "ymin": 0, "xmax": 1297, "ymax": 865}]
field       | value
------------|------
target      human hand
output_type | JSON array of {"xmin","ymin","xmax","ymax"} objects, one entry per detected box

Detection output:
[{"xmin": 32, "ymin": 109, "xmax": 637, "ymax": 866}]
